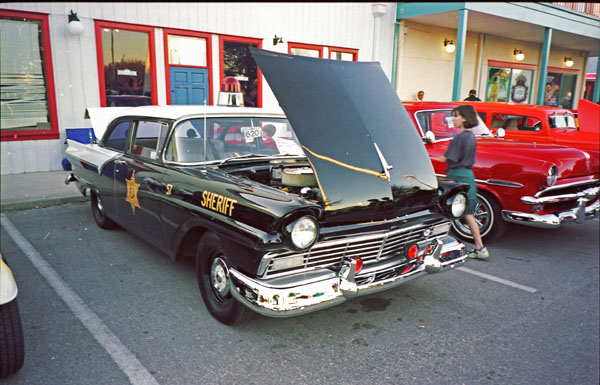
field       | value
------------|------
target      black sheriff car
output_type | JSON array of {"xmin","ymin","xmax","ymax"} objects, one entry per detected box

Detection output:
[{"xmin": 65, "ymin": 49, "xmax": 469, "ymax": 324}]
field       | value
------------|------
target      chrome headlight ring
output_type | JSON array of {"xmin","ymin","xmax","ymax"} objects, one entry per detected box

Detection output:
[
  {"xmin": 546, "ymin": 165, "xmax": 558, "ymax": 187},
  {"xmin": 448, "ymin": 192, "xmax": 467, "ymax": 218},
  {"xmin": 285, "ymin": 216, "xmax": 319, "ymax": 250}
]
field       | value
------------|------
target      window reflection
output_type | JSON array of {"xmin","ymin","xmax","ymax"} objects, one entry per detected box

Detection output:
[
  {"xmin": 0, "ymin": 18, "xmax": 50, "ymax": 131},
  {"xmin": 101, "ymin": 28, "xmax": 152, "ymax": 107}
]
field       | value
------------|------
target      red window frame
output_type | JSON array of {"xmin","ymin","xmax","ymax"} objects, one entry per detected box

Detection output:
[
  {"xmin": 287, "ymin": 42, "xmax": 323, "ymax": 58},
  {"xmin": 94, "ymin": 20, "xmax": 158, "ymax": 107},
  {"xmin": 163, "ymin": 28, "xmax": 213, "ymax": 105},
  {"xmin": 219, "ymin": 35, "xmax": 263, "ymax": 108},
  {"xmin": 1, "ymin": 9, "xmax": 59, "ymax": 142},
  {"xmin": 328, "ymin": 46, "xmax": 358, "ymax": 61}
]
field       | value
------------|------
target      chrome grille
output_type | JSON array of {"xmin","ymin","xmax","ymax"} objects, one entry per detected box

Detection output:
[
  {"xmin": 261, "ymin": 218, "xmax": 450, "ymax": 279},
  {"xmin": 536, "ymin": 180, "xmax": 599, "ymax": 198}
]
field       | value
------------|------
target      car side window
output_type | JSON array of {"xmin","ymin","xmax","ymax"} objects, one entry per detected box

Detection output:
[
  {"xmin": 415, "ymin": 111, "xmax": 457, "ymax": 139},
  {"xmin": 104, "ymin": 121, "xmax": 131, "ymax": 152},
  {"xmin": 500, "ymin": 114, "xmax": 541, "ymax": 132},
  {"xmin": 131, "ymin": 120, "xmax": 169, "ymax": 160}
]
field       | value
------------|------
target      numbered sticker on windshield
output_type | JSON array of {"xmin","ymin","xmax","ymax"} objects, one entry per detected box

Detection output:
[
  {"xmin": 240, "ymin": 126, "xmax": 262, "ymax": 143},
  {"xmin": 445, "ymin": 117, "xmax": 455, "ymax": 128}
]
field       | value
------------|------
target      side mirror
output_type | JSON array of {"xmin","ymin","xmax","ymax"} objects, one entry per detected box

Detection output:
[
  {"xmin": 424, "ymin": 131, "xmax": 436, "ymax": 143},
  {"xmin": 495, "ymin": 128, "xmax": 505, "ymax": 138}
]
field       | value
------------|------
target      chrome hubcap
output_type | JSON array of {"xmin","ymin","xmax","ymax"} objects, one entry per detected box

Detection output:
[
  {"xmin": 96, "ymin": 195, "xmax": 104, "ymax": 213},
  {"xmin": 454, "ymin": 197, "xmax": 491, "ymax": 236},
  {"xmin": 210, "ymin": 257, "xmax": 229, "ymax": 297}
]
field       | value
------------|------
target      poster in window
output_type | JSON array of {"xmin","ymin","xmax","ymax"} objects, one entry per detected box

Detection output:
[
  {"xmin": 486, "ymin": 68, "xmax": 510, "ymax": 103},
  {"xmin": 544, "ymin": 72, "xmax": 562, "ymax": 107},
  {"xmin": 509, "ymin": 69, "xmax": 532, "ymax": 104}
]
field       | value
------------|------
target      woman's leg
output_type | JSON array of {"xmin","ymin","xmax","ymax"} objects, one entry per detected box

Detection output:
[{"xmin": 465, "ymin": 214, "xmax": 484, "ymax": 249}]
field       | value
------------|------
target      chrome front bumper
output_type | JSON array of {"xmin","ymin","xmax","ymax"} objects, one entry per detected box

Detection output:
[
  {"xmin": 228, "ymin": 236, "xmax": 466, "ymax": 318},
  {"xmin": 502, "ymin": 187, "xmax": 600, "ymax": 229}
]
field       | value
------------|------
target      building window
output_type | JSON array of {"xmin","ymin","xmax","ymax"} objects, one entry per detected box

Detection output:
[
  {"xmin": 329, "ymin": 47, "xmax": 358, "ymax": 61},
  {"xmin": 95, "ymin": 21, "xmax": 156, "ymax": 107},
  {"xmin": 545, "ymin": 69, "xmax": 577, "ymax": 109},
  {"xmin": 164, "ymin": 29, "xmax": 212, "ymax": 106},
  {"xmin": 288, "ymin": 42, "xmax": 323, "ymax": 58},
  {"xmin": 1, "ymin": 10, "xmax": 58, "ymax": 141},
  {"xmin": 220, "ymin": 36, "xmax": 262, "ymax": 107},
  {"xmin": 485, "ymin": 61, "xmax": 535, "ymax": 104}
]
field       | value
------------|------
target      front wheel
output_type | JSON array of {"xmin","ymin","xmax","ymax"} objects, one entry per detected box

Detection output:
[
  {"xmin": 451, "ymin": 191, "xmax": 506, "ymax": 242},
  {"xmin": 0, "ymin": 299, "xmax": 24, "ymax": 379},
  {"xmin": 91, "ymin": 191, "xmax": 116, "ymax": 229},
  {"xmin": 196, "ymin": 232, "xmax": 250, "ymax": 325}
]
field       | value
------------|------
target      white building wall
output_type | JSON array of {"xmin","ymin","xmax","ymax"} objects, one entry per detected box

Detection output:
[{"xmin": 1, "ymin": 2, "xmax": 397, "ymax": 174}]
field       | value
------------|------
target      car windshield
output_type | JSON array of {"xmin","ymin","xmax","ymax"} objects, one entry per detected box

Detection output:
[
  {"xmin": 415, "ymin": 109, "xmax": 493, "ymax": 140},
  {"xmin": 165, "ymin": 117, "xmax": 305, "ymax": 163},
  {"xmin": 549, "ymin": 114, "xmax": 577, "ymax": 129}
]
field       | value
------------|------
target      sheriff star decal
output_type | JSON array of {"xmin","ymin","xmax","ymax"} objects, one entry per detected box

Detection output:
[{"xmin": 126, "ymin": 170, "xmax": 141, "ymax": 215}]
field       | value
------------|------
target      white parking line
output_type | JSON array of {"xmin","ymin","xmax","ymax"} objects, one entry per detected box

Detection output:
[
  {"xmin": 457, "ymin": 266, "xmax": 538, "ymax": 293},
  {"xmin": 1, "ymin": 214, "xmax": 160, "ymax": 385}
]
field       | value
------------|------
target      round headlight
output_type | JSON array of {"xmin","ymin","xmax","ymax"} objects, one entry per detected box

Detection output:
[
  {"xmin": 546, "ymin": 165, "xmax": 558, "ymax": 186},
  {"xmin": 288, "ymin": 216, "xmax": 318, "ymax": 249},
  {"xmin": 449, "ymin": 192, "xmax": 467, "ymax": 218}
]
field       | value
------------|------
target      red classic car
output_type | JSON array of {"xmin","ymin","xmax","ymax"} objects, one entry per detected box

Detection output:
[
  {"xmin": 459, "ymin": 101, "xmax": 600, "ymax": 155},
  {"xmin": 402, "ymin": 101, "xmax": 600, "ymax": 242}
]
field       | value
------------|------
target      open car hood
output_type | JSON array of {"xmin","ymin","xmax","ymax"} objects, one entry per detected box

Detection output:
[{"xmin": 251, "ymin": 48, "xmax": 437, "ymax": 212}]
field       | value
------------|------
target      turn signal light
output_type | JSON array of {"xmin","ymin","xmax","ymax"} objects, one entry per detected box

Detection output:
[
  {"xmin": 407, "ymin": 244, "xmax": 419, "ymax": 260},
  {"xmin": 354, "ymin": 258, "xmax": 363, "ymax": 273}
]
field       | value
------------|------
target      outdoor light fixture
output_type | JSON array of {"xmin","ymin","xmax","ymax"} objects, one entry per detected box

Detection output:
[
  {"xmin": 444, "ymin": 39, "xmax": 455, "ymax": 53},
  {"xmin": 68, "ymin": 10, "xmax": 83, "ymax": 36},
  {"xmin": 273, "ymin": 35, "xmax": 284, "ymax": 46},
  {"xmin": 564, "ymin": 56, "xmax": 574, "ymax": 67},
  {"xmin": 514, "ymin": 49, "xmax": 525, "ymax": 61}
]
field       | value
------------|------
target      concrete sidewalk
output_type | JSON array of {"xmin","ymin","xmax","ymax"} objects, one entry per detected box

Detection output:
[{"xmin": 1, "ymin": 170, "xmax": 88, "ymax": 212}]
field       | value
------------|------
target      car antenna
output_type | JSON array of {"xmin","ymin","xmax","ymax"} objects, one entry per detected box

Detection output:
[{"xmin": 203, "ymin": 98, "xmax": 207, "ymax": 165}]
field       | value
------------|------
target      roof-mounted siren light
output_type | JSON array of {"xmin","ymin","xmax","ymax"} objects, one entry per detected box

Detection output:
[{"xmin": 218, "ymin": 76, "xmax": 244, "ymax": 107}]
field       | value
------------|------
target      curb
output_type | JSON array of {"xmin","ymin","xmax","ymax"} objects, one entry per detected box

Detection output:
[{"xmin": 0, "ymin": 196, "xmax": 89, "ymax": 212}]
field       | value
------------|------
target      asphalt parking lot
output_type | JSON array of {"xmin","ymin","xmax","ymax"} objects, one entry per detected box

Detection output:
[{"xmin": 1, "ymin": 202, "xmax": 598, "ymax": 385}]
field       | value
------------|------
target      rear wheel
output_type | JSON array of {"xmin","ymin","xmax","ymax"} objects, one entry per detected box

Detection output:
[
  {"xmin": 196, "ymin": 232, "xmax": 250, "ymax": 325},
  {"xmin": 91, "ymin": 191, "xmax": 116, "ymax": 229},
  {"xmin": 451, "ymin": 191, "xmax": 506, "ymax": 242},
  {"xmin": 0, "ymin": 299, "xmax": 24, "ymax": 379}
]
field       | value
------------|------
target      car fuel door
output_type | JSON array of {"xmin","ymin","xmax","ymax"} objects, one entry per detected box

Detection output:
[{"xmin": 114, "ymin": 120, "xmax": 170, "ymax": 249}]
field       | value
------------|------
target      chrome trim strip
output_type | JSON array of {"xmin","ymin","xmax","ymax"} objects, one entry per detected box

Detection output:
[
  {"xmin": 436, "ymin": 174, "xmax": 523, "ymax": 188},
  {"xmin": 484, "ymin": 180, "xmax": 524, "ymax": 188}
]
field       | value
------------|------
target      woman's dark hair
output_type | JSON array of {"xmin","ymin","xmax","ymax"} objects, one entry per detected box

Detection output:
[
  {"xmin": 262, "ymin": 124, "xmax": 276, "ymax": 137},
  {"xmin": 452, "ymin": 105, "xmax": 479, "ymax": 128}
]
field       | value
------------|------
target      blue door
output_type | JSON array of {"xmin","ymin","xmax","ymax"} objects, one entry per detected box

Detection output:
[{"xmin": 170, "ymin": 67, "xmax": 209, "ymax": 105}]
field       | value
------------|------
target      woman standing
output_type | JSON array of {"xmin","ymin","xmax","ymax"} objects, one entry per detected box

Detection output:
[{"xmin": 440, "ymin": 105, "xmax": 489, "ymax": 260}]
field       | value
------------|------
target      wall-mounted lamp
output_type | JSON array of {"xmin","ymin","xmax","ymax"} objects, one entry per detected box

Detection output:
[
  {"xmin": 68, "ymin": 10, "xmax": 83, "ymax": 36},
  {"xmin": 513, "ymin": 49, "xmax": 525, "ymax": 61},
  {"xmin": 564, "ymin": 56, "xmax": 574, "ymax": 67},
  {"xmin": 273, "ymin": 35, "xmax": 284, "ymax": 46},
  {"xmin": 444, "ymin": 39, "xmax": 455, "ymax": 53}
]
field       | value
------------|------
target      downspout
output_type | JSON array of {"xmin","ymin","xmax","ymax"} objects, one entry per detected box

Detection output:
[
  {"xmin": 392, "ymin": 19, "xmax": 406, "ymax": 95},
  {"xmin": 452, "ymin": 8, "xmax": 468, "ymax": 101},
  {"xmin": 391, "ymin": 19, "xmax": 400, "ymax": 86},
  {"xmin": 536, "ymin": 27, "xmax": 552, "ymax": 105},
  {"xmin": 372, "ymin": 3, "xmax": 388, "ymax": 62}
]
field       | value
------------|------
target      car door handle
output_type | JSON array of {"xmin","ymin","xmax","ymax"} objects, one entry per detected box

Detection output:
[{"xmin": 114, "ymin": 159, "xmax": 127, "ymax": 165}]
